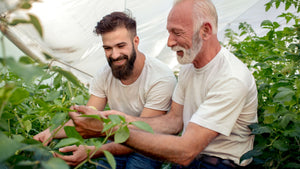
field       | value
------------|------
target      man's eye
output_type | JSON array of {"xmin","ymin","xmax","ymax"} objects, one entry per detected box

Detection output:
[{"xmin": 174, "ymin": 32, "xmax": 181, "ymax": 36}]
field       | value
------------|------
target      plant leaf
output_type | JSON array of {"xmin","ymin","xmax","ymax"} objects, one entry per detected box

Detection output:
[
  {"xmin": 260, "ymin": 20, "xmax": 273, "ymax": 29},
  {"xmin": 130, "ymin": 121, "xmax": 154, "ymax": 134},
  {"xmin": 240, "ymin": 148, "xmax": 263, "ymax": 162},
  {"xmin": 23, "ymin": 120, "xmax": 32, "ymax": 133},
  {"xmin": 103, "ymin": 151, "xmax": 116, "ymax": 169},
  {"xmin": 80, "ymin": 114, "xmax": 102, "ymax": 121},
  {"xmin": 284, "ymin": 162, "xmax": 300, "ymax": 168},
  {"xmin": 10, "ymin": 19, "xmax": 29, "ymax": 26},
  {"xmin": 273, "ymin": 140, "xmax": 289, "ymax": 151},
  {"xmin": 274, "ymin": 87, "xmax": 295, "ymax": 103},
  {"xmin": 102, "ymin": 122, "xmax": 116, "ymax": 133},
  {"xmin": 50, "ymin": 113, "xmax": 67, "ymax": 132},
  {"xmin": 251, "ymin": 126, "xmax": 272, "ymax": 135},
  {"xmin": 71, "ymin": 95, "xmax": 85, "ymax": 105},
  {"xmin": 51, "ymin": 67, "xmax": 82, "ymax": 88},
  {"xmin": 114, "ymin": 126, "xmax": 129, "ymax": 143},
  {"xmin": 108, "ymin": 115, "xmax": 122, "ymax": 125},
  {"xmin": 45, "ymin": 90, "xmax": 60, "ymax": 102},
  {"xmin": 43, "ymin": 52, "xmax": 54, "ymax": 60},
  {"xmin": 53, "ymin": 138, "xmax": 80, "ymax": 149},
  {"xmin": 20, "ymin": 2, "xmax": 32, "ymax": 9},
  {"xmin": 64, "ymin": 126, "xmax": 84, "ymax": 143},
  {"xmin": 29, "ymin": 14, "xmax": 43, "ymax": 37},
  {"xmin": 5, "ymin": 57, "xmax": 45, "ymax": 84},
  {"xmin": 9, "ymin": 87, "xmax": 29, "ymax": 105},
  {"xmin": 0, "ymin": 132, "xmax": 22, "ymax": 162},
  {"xmin": 41, "ymin": 157, "xmax": 69, "ymax": 169}
]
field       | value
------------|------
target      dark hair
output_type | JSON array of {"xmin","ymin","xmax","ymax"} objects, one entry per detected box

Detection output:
[{"xmin": 94, "ymin": 11, "xmax": 136, "ymax": 37}]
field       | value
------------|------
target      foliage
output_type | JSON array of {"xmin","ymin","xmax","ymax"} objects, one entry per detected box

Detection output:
[
  {"xmin": 1, "ymin": 0, "xmax": 299, "ymax": 169},
  {"xmin": 224, "ymin": 1, "xmax": 299, "ymax": 168},
  {"xmin": 0, "ymin": 55, "xmax": 89, "ymax": 169},
  {"xmin": 0, "ymin": 1, "xmax": 154, "ymax": 169},
  {"xmin": 0, "ymin": 0, "xmax": 43, "ymax": 37},
  {"xmin": 0, "ymin": 44, "xmax": 154, "ymax": 169}
]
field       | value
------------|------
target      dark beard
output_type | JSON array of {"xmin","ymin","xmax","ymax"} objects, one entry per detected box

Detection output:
[{"xmin": 108, "ymin": 47, "xmax": 136, "ymax": 80}]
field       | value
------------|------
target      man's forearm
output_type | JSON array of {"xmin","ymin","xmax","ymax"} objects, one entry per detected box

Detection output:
[
  {"xmin": 127, "ymin": 113, "xmax": 183, "ymax": 135},
  {"xmin": 92, "ymin": 142, "xmax": 134, "ymax": 158}
]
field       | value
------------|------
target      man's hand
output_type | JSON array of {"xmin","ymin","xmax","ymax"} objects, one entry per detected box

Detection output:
[
  {"xmin": 33, "ymin": 128, "xmax": 53, "ymax": 146},
  {"xmin": 54, "ymin": 145, "xmax": 96, "ymax": 166},
  {"xmin": 69, "ymin": 105, "xmax": 104, "ymax": 138}
]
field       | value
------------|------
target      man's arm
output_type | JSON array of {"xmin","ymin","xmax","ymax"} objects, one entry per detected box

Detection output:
[
  {"xmin": 86, "ymin": 94, "xmax": 107, "ymax": 110},
  {"xmin": 55, "ymin": 142, "xmax": 136, "ymax": 166},
  {"xmin": 70, "ymin": 102, "xmax": 217, "ymax": 166},
  {"xmin": 103, "ymin": 101, "xmax": 184, "ymax": 135},
  {"xmin": 89, "ymin": 106, "xmax": 168, "ymax": 156},
  {"xmin": 123, "ymin": 122, "xmax": 218, "ymax": 166},
  {"xmin": 58, "ymin": 98, "xmax": 168, "ymax": 166},
  {"xmin": 89, "ymin": 107, "xmax": 168, "ymax": 157}
]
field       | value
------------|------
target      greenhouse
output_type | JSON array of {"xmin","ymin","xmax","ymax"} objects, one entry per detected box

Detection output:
[{"xmin": 0, "ymin": 0, "xmax": 299, "ymax": 169}]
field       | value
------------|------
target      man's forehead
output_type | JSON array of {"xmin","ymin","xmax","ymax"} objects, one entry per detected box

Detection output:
[
  {"xmin": 101, "ymin": 33, "xmax": 131, "ymax": 48},
  {"xmin": 167, "ymin": 4, "xmax": 193, "ymax": 29}
]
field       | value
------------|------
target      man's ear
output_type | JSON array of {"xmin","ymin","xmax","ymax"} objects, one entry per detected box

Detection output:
[
  {"xmin": 133, "ymin": 35, "xmax": 139, "ymax": 48},
  {"xmin": 200, "ymin": 22, "xmax": 213, "ymax": 40}
]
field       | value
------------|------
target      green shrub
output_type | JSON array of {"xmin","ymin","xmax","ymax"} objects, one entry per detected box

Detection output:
[
  {"xmin": 224, "ymin": 1, "xmax": 299, "ymax": 168},
  {"xmin": 0, "ymin": 55, "xmax": 89, "ymax": 169}
]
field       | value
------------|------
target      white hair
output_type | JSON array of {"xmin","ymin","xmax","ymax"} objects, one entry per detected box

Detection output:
[{"xmin": 173, "ymin": 0, "xmax": 218, "ymax": 34}]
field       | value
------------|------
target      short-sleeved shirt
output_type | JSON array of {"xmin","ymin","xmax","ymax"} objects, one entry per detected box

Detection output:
[
  {"xmin": 172, "ymin": 47, "xmax": 258, "ymax": 166},
  {"xmin": 90, "ymin": 56, "xmax": 177, "ymax": 116}
]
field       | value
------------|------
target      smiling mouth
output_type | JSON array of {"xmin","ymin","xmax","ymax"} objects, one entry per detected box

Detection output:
[
  {"xmin": 176, "ymin": 50, "xmax": 184, "ymax": 57},
  {"xmin": 113, "ymin": 59, "xmax": 126, "ymax": 66}
]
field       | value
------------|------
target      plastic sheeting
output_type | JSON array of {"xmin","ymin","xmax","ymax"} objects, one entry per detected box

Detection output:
[{"xmin": 1, "ymin": 0, "xmax": 298, "ymax": 84}]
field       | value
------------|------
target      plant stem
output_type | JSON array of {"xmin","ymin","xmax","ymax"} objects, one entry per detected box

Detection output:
[
  {"xmin": 88, "ymin": 159, "xmax": 110, "ymax": 169},
  {"xmin": 13, "ymin": 109, "xmax": 26, "ymax": 135},
  {"xmin": 74, "ymin": 159, "xmax": 88, "ymax": 169},
  {"xmin": 43, "ymin": 119, "xmax": 68, "ymax": 145},
  {"xmin": 1, "ymin": 35, "xmax": 6, "ymax": 64}
]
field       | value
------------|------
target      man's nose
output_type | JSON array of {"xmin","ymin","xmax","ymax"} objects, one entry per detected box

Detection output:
[
  {"xmin": 111, "ymin": 48, "xmax": 121, "ymax": 59},
  {"xmin": 167, "ymin": 34, "xmax": 177, "ymax": 47}
]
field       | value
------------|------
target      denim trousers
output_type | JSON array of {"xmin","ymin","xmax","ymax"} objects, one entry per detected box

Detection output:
[
  {"xmin": 96, "ymin": 152, "xmax": 162, "ymax": 169},
  {"xmin": 171, "ymin": 158, "xmax": 237, "ymax": 169}
]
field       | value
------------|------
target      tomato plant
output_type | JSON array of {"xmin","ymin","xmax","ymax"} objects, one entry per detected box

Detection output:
[
  {"xmin": 0, "ymin": 2, "xmax": 153, "ymax": 168},
  {"xmin": 0, "ymin": 50, "xmax": 153, "ymax": 169},
  {"xmin": 0, "ymin": 54, "xmax": 89, "ymax": 169},
  {"xmin": 224, "ymin": 1, "xmax": 300, "ymax": 168},
  {"xmin": 1, "ymin": 0, "xmax": 299, "ymax": 169}
]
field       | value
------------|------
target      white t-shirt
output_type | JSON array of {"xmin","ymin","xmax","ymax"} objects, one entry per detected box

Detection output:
[
  {"xmin": 172, "ymin": 47, "xmax": 258, "ymax": 166},
  {"xmin": 90, "ymin": 56, "xmax": 177, "ymax": 117}
]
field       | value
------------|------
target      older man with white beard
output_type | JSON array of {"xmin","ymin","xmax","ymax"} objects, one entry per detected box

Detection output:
[{"xmin": 68, "ymin": 0, "xmax": 258, "ymax": 168}]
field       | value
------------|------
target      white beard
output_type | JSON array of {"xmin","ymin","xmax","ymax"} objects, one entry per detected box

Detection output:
[{"xmin": 172, "ymin": 33, "xmax": 203, "ymax": 65}]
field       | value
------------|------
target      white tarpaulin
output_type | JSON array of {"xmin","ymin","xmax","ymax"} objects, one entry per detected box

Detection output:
[{"xmin": 0, "ymin": 0, "xmax": 298, "ymax": 84}]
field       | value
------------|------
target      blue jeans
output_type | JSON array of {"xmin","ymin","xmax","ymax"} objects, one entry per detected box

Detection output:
[
  {"xmin": 171, "ymin": 158, "xmax": 237, "ymax": 169},
  {"xmin": 96, "ymin": 152, "xmax": 162, "ymax": 169}
]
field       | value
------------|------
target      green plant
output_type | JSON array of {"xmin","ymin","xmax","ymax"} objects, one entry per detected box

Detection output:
[
  {"xmin": 224, "ymin": 1, "xmax": 299, "ymax": 168},
  {"xmin": 51, "ymin": 114, "xmax": 153, "ymax": 169},
  {"xmin": 0, "ymin": 2, "xmax": 154, "ymax": 168},
  {"xmin": 0, "ymin": 55, "xmax": 89, "ymax": 169}
]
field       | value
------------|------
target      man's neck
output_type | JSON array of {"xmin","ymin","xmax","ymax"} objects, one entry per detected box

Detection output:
[{"xmin": 192, "ymin": 38, "xmax": 221, "ymax": 69}]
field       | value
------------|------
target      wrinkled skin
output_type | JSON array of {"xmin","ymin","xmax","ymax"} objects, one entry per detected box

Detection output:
[
  {"xmin": 69, "ymin": 105, "xmax": 105, "ymax": 138},
  {"xmin": 53, "ymin": 145, "xmax": 95, "ymax": 166},
  {"xmin": 33, "ymin": 128, "xmax": 53, "ymax": 146}
]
